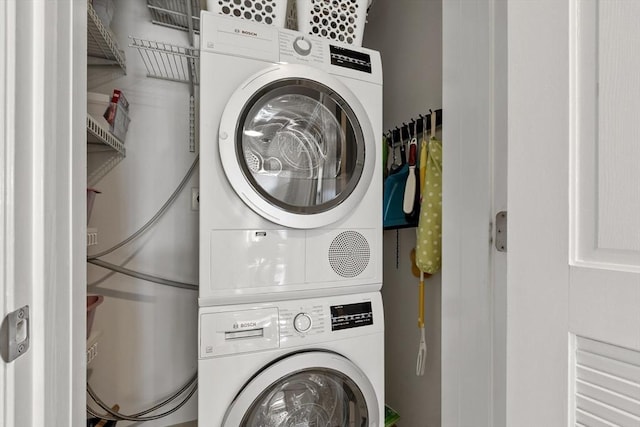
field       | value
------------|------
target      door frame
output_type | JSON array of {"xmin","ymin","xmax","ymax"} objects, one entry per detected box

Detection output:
[
  {"xmin": 442, "ymin": 0, "xmax": 508, "ymax": 426},
  {"xmin": 1, "ymin": 0, "xmax": 86, "ymax": 425}
]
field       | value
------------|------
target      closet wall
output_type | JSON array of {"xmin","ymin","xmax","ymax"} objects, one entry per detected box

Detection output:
[
  {"xmin": 363, "ymin": 1, "xmax": 443, "ymax": 426},
  {"xmin": 87, "ymin": 1, "xmax": 198, "ymax": 425}
]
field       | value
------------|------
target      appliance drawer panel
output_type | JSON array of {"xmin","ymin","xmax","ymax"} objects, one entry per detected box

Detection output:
[{"xmin": 210, "ymin": 229, "xmax": 305, "ymax": 291}]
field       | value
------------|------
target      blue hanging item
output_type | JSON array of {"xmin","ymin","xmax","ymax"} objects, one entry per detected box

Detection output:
[
  {"xmin": 383, "ymin": 126, "xmax": 418, "ymax": 229},
  {"xmin": 383, "ymin": 163, "xmax": 410, "ymax": 228}
]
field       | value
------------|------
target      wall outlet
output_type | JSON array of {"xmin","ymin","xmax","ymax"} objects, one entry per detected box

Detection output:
[{"xmin": 191, "ymin": 188, "xmax": 199, "ymax": 211}]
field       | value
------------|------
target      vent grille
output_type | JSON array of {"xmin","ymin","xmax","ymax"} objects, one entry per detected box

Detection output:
[
  {"xmin": 575, "ymin": 336, "xmax": 640, "ymax": 426},
  {"xmin": 328, "ymin": 231, "xmax": 370, "ymax": 278},
  {"xmin": 212, "ymin": 0, "xmax": 286, "ymax": 26}
]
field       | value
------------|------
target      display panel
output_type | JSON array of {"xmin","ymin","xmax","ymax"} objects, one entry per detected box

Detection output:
[
  {"xmin": 330, "ymin": 45, "xmax": 372, "ymax": 73},
  {"xmin": 330, "ymin": 301, "xmax": 373, "ymax": 331}
]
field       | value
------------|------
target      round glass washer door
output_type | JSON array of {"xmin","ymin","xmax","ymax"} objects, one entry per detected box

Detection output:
[
  {"xmin": 222, "ymin": 351, "xmax": 380, "ymax": 427},
  {"xmin": 218, "ymin": 64, "xmax": 376, "ymax": 229}
]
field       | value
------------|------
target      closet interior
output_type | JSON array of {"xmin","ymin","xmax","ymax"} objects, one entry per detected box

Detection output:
[{"xmin": 85, "ymin": 1, "xmax": 442, "ymax": 426}]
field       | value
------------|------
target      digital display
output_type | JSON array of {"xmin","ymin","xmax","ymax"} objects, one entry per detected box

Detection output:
[
  {"xmin": 330, "ymin": 45, "xmax": 372, "ymax": 74},
  {"xmin": 330, "ymin": 301, "xmax": 373, "ymax": 331}
]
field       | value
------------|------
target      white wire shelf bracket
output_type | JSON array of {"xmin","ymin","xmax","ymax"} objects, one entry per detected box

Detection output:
[
  {"xmin": 87, "ymin": 228, "xmax": 98, "ymax": 247},
  {"xmin": 86, "ymin": 330, "xmax": 102, "ymax": 366},
  {"xmin": 147, "ymin": 0, "xmax": 201, "ymax": 34},
  {"xmin": 87, "ymin": 152, "xmax": 125, "ymax": 188},
  {"xmin": 87, "ymin": 0, "xmax": 127, "ymax": 72},
  {"xmin": 86, "ymin": 115, "xmax": 126, "ymax": 155},
  {"xmin": 129, "ymin": 37, "xmax": 200, "ymax": 85},
  {"xmin": 87, "ymin": 114, "xmax": 126, "ymax": 187}
]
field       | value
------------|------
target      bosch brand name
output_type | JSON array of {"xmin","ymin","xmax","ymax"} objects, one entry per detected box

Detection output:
[
  {"xmin": 233, "ymin": 321, "xmax": 258, "ymax": 329},
  {"xmin": 235, "ymin": 29, "xmax": 258, "ymax": 37}
]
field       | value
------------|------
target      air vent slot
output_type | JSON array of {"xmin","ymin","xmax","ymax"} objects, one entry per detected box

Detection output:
[{"xmin": 575, "ymin": 336, "xmax": 640, "ymax": 426}]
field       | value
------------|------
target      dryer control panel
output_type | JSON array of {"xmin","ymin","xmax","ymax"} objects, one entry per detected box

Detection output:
[{"xmin": 200, "ymin": 12, "xmax": 381, "ymax": 84}]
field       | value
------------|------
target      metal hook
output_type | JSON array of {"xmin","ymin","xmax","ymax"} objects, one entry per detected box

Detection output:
[{"xmin": 422, "ymin": 114, "xmax": 427, "ymax": 137}]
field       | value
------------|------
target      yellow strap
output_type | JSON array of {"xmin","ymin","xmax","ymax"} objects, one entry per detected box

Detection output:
[{"xmin": 418, "ymin": 277, "xmax": 425, "ymax": 328}]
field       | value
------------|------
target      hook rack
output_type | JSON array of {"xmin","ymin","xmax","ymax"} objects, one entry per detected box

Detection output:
[
  {"xmin": 386, "ymin": 109, "xmax": 442, "ymax": 145},
  {"xmin": 383, "ymin": 108, "xmax": 442, "ymax": 231}
]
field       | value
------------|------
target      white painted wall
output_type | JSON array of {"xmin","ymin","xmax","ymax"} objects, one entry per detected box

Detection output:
[
  {"xmin": 363, "ymin": 1, "xmax": 443, "ymax": 426},
  {"xmin": 86, "ymin": 1, "xmax": 198, "ymax": 425}
]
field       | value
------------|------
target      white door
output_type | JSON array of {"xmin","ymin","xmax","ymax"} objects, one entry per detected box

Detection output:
[
  {"xmin": 508, "ymin": 0, "xmax": 640, "ymax": 425},
  {"xmin": 1, "ymin": 0, "xmax": 85, "ymax": 425}
]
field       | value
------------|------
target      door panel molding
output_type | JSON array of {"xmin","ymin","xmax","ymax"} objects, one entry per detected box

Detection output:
[{"xmin": 573, "ymin": 0, "xmax": 640, "ymax": 270}]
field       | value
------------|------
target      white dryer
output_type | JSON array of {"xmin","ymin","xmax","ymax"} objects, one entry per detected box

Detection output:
[
  {"xmin": 199, "ymin": 12, "xmax": 383, "ymax": 305},
  {"xmin": 198, "ymin": 292, "xmax": 384, "ymax": 426}
]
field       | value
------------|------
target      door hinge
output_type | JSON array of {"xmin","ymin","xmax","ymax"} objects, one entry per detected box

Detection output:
[
  {"xmin": 1, "ymin": 305, "xmax": 30, "ymax": 363},
  {"xmin": 495, "ymin": 211, "xmax": 507, "ymax": 252}
]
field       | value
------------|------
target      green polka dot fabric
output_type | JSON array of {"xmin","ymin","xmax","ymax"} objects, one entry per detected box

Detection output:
[{"xmin": 415, "ymin": 136, "xmax": 442, "ymax": 274}]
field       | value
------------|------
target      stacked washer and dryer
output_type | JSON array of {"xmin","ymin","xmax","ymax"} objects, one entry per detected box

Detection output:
[{"xmin": 198, "ymin": 8, "xmax": 383, "ymax": 426}]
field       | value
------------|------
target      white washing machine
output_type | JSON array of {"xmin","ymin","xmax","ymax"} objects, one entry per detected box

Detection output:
[
  {"xmin": 199, "ymin": 12, "xmax": 383, "ymax": 305},
  {"xmin": 198, "ymin": 292, "xmax": 384, "ymax": 426}
]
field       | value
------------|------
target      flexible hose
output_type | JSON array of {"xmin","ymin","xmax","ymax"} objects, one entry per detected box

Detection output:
[
  {"xmin": 87, "ymin": 155, "xmax": 199, "ymax": 290},
  {"xmin": 87, "ymin": 375, "xmax": 197, "ymax": 422},
  {"xmin": 87, "ymin": 258, "xmax": 197, "ymax": 291},
  {"xmin": 87, "ymin": 383, "xmax": 196, "ymax": 421},
  {"xmin": 87, "ymin": 155, "xmax": 199, "ymax": 260},
  {"xmin": 86, "ymin": 157, "xmax": 199, "ymax": 420},
  {"xmin": 86, "ymin": 385, "xmax": 196, "ymax": 422}
]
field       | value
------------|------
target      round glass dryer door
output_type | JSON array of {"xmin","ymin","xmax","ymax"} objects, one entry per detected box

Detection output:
[
  {"xmin": 222, "ymin": 352, "xmax": 380, "ymax": 427},
  {"xmin": 218, "ymin": 64, "xmax": 376, "ymax": 229}
]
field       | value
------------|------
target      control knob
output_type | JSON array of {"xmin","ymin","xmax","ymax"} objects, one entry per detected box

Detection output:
[
  {"xmin": 293, "ymin": 36, "xmax": 312, "ymax": 56},
  {"xmin": 293, "ymin": 313, "xmax": 312, "ymax": 332}
]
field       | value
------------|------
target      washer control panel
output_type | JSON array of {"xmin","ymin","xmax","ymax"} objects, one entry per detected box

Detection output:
[
  {"xmin": 280, "ymin": 303, "xmax": 326, "ymax": 339},
  {"xmin": 279, "ymin": 31, "xmax": 324, "ymax": 65},
  {"xmin": 198, "ymin": 293, "xmax": 383, "ymax": 355},
  {"xmin": 278, "ymin": 297, "xmax": 376, "ymax": 347}
]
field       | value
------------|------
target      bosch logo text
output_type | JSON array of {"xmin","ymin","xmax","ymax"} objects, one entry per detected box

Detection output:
[
  {"xmin": 233, "ymin": 321, "xmax": 258, "ymax": 329},
  {"xmin": 234, "ymin": 29, "xmax": 258, "ymax": 37}
]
